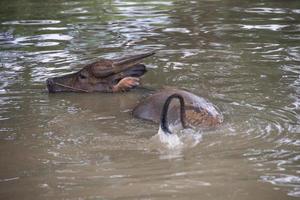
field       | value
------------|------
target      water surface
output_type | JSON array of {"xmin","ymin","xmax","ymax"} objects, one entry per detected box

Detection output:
[{"xmin": 0, "ymin": 0, "xmax": 300, "ymax": 199}]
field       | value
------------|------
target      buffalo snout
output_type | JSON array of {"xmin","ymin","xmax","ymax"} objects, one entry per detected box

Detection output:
[{"xmin": 46, "ymin": 78, "xmax": 55, "ymax": 93}]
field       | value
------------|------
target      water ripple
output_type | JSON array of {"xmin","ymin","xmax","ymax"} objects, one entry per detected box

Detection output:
[
  {"xmin": 0, "ymin": 0, "xmax": 299, "ymax": 199},
  {"xmin": 241, "ymin": 24, "xmax": 289, "ymax": 31},
  {"xmin": 244, "ymin": 7, "xmax": 287, "ymax": 14},
  {"xmin": 2, "ymin": 20, "xmax": 61, "ymax": 25}
]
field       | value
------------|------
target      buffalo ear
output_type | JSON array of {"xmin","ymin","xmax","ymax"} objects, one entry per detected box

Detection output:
[{"xmin": 91, "ymin": 59, "xmax": 115, "ymax": 78}]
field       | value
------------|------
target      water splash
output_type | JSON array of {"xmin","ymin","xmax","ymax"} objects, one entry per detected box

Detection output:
[
  {"xmin": 155, "ymin": 126, "xmax": 183, "ymax": 149},
  {"xmin": 149, "ymin": 123, "xmax": 203, "ymax": 158}
]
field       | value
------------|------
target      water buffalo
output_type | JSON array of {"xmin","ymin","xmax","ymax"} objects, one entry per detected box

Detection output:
[
  {"xmin": 133, "ymin": 88, "xmax": 223, "ymax": 131},
  {"xmin": 46, "ymin": 52, "xmax": 155, "ymax": 93},
  {"xmin": 46, "ymin": 52, "xmax": 223, "ymax": 131}
]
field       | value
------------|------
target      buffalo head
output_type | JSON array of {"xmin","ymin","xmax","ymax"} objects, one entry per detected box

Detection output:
[{"xmin": 46, "ymin": 52, "xmax": 154, "ymax": 93}]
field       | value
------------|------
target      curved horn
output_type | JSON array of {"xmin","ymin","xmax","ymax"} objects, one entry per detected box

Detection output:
[
  {"xmin": 112, "ymin": 51, "xmax": 155, "ymax": 73},
  {"xmin": 92, "ymin": 51, "xmax": 155, "ymax": 78},
  {"xmin": 160, "ymin": 93, "xmax": 187, "ymax": 134}
]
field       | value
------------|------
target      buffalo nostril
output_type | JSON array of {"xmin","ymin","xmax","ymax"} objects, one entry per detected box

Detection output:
[
  {"xmin": 46, "ymin": 78, "xmax": 55, "ymax": 92},
  {"xmin": 46, "ymin": 78, "xmax": 54, "ymax": 86},
  {"xmin": 46, "ymin": 78, "xmax": 52, "ymax": 84}
]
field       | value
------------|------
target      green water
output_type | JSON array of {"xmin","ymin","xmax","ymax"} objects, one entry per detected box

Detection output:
[{"xmin": 0, "ymin": 0, "xmax": 299, "ymax": 199}]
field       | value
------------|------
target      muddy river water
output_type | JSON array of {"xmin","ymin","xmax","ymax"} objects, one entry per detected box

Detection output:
[{"xmin": 0, "ymin": 0, "xmax": 299, "ymax": 199}]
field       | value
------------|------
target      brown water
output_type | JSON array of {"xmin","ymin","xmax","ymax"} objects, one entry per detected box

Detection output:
[{"xmin": 0, "ymin": 0, "xmax": 300, "ymax": 199}]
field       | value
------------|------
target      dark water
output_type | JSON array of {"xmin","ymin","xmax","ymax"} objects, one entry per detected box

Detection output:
[{"xmin": 0, "ymin": 0, "xmax": 299, "ymax": 199}]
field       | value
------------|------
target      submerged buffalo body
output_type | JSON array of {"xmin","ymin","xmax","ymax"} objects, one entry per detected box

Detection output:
[
  {"xmin": 133, "ymin": 88, "xmax": 223, "ymax": 129},
  {"xmin": 46, "ymin": 52, "xmax": 155, "ymax": 93}
]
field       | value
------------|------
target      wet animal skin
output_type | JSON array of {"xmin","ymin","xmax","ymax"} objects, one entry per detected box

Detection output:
[
  {"xmin": 133, "ymin": 88, "xmax": 223, "ymax": 130},
  {"xmin": 46, "ymin": 52, "xmax": 155, "ymax": 93}
]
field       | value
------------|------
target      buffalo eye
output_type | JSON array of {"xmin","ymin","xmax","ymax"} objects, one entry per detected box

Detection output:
[{"xmin": 79, "ymin": 73, "xmax": 87, "ymax": 79}]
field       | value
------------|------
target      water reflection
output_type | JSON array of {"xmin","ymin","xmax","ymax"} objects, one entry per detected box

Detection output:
[
  {"xmin": 2, "ymin": 20, "xmax": 61, "ymax": 25},
  {"xmin": 241, "ymin": 24, "xmax": 289, "ymax": 31},
  {"xmin": 0, "ymin": 0, "xmax": 300, "ymax": 199}
]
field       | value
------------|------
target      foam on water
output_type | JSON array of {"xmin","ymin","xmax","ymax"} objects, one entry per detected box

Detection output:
[
  {"xmin": 149, "ymin": 123, "xmax": 203, "ymax": 155},
  {"xmin": 156, "ymin": 126, "xmax": 183, "ymax": 149}
]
